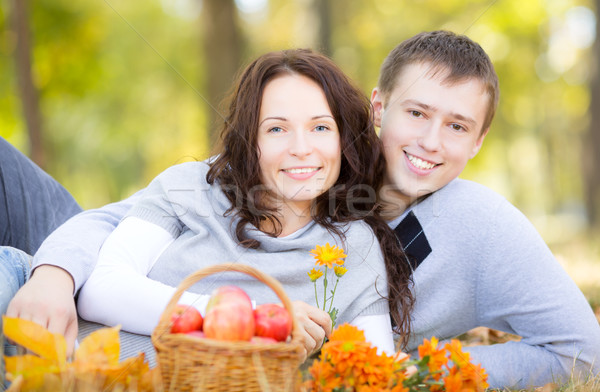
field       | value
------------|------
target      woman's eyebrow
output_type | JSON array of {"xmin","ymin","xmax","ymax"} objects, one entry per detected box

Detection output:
[{"xmin": 259, "ymin": 116, "xmax": 287, "ymax": 126}]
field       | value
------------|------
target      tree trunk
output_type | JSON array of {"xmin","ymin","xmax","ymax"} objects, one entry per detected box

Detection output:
[
  {"xmin": 11, "ymin": 0, "xmax": 45, "ymax": 168},
  {"xmin": 583, "ymin": 0, "xmax": 600, "ymax": 228},
  {"xmin": 202, "ymin": 0, "xmax": 242, "ymax": 146},
  {"xmin": 314, "ymin": 0, "xmax": 332, "ymax": 56}
]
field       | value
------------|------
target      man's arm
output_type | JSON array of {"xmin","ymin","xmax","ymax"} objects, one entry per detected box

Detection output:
[
  {"xmin": 6, "ymin": 191, "xmax": 141, "ymax": 354},
  {"xmin": 469, "ymin": 201, "xmax": 600, "ymax": 389}
]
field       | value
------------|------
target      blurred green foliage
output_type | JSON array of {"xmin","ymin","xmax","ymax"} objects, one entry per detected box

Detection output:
[{"xmin": 0, "ymin": 0, "xmax": 596, "ymax": 245}]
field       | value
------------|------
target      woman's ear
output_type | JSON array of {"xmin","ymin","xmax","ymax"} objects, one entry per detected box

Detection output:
[{"xmin": 371, "ymin": 88, "xmax": 385, "ymax": 128}]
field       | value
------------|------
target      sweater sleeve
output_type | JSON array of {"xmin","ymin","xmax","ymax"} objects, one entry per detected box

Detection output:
[
  {"xmin": 469, "ymin": 200, "xmax": 600, "ymax": 388},
  {"xmin": 31, "ymin": 190, "xmax": 142, "ymax": 294},
  {"xmin": 77, "ymin": 217, "xmax": 207, "ymax": 335}
]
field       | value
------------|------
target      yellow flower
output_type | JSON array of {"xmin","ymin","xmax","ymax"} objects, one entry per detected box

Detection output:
[
  {"xmin": 310, "ymin": 243, "xmax": 347, "ymax": 269},
  {"xmin": 333, "ymin": 265, "xmax": 347, "ymax": 277},
  {"xmin": 307, "ymin": 268, "xmax": 324, "ymax": 282}
]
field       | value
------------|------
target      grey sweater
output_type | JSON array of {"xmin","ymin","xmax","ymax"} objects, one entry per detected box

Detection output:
[
  {"xmin": 120, "ymin": 161, "xmax": 389, "ymax": 325},
  {"xmin": 389, "ymin": 178, "xmax": 600, "ymax": 389}
]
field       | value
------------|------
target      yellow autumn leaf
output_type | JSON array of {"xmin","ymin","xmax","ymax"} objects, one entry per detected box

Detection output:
[
  {"xmin": 4, "ymin": 354, "xmax": 58, "ymax": 375},
  {"xmin": 99, "ymin": 354, "xmax": 149, "ymax": 388},
  {"xmin": 2, "ymin": 316, "xmax": 66, "ymax": 365},
  {"xmin": 74, "ymin": 325, "xmax": 121, "ymax": 366},
  {"xmin": 4, "ymin": 355, "xmax": 62, "ymax": 391},
  {"xmin": 71, "ymin": 353, "xmax": 150, "ymax": 390}
]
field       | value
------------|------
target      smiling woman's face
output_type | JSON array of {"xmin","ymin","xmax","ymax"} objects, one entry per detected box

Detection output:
[{"xmin": 257, "ymin": 73, "xmax": 341, "ymax": 213}]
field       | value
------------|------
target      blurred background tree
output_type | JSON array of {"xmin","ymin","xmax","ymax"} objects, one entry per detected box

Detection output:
[{"xmin": 0, "ymin": 0, "xmax": 598, "ymax": 255}]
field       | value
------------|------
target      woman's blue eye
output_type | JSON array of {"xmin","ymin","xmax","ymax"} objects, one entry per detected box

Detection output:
[
  {"xmin": 315, "ymin": 125, "xmax": 329, "ymax": 132},
  {"xmin": 268, "ymin": 127, "xmax": 283, "ymax": 133}
]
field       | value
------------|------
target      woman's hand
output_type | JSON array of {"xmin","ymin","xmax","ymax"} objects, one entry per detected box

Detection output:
[
  {"xmin": 6, "ymin": 265, "xmax": 78, "ymax": 356},
  {"xmin": 289, "ymin": 301, "xmax": 332, "ymax": 360}
]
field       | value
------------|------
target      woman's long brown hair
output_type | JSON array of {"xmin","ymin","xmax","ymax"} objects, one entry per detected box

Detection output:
[{"xmin": 206, "ymin": 49, "xmax": 414, "ymax": 345}]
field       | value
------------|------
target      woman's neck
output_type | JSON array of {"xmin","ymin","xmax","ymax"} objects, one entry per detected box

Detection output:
[{"xmin": 259, "ymin": 198, "xmax": 313, "ymax": 237}]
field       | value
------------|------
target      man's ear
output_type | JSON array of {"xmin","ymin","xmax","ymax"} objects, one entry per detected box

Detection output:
[
  {"xmin": 469, "ymin": 128, "xmax": 489, "ymax": 159},
  {"xmin": 371, "ymin": 88, "xmax": 385, "ymax": 128}
]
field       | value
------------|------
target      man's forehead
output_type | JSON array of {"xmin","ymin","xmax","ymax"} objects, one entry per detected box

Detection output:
[{"xmin": 386, "ymin": 63, "xmax": 488, "ymax": 104}]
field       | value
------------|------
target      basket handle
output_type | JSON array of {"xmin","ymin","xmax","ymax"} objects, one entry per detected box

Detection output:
[{"xmin": 152, "ymin": 263, "xmax": 300, "ymax": 346}]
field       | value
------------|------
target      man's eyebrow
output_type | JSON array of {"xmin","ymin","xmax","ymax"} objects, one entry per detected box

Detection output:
[
  {"xmin": 450, "ymin": 112, "xmax": 477, "ymax": 127},
  {"xmin": 400, "ymin": 99, "xmax": 434, "ymax": 112},
  {"xmin": 401, "ymin": 99, "xmax": 476, "ymax": 127}
]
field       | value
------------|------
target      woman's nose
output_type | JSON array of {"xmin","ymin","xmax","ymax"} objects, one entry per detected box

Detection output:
[{"xmin": 289, "ymin": 130, "xmax": 314, "ymax": 157}]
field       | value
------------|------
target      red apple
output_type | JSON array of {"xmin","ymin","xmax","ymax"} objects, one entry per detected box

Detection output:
[
  {"xmin": 203, "ymin": 285, "xmax": 255, "ymax": 341},
  {"xmin": 170, "ymin": 304, "xmax": 203, "ymax": 333},
  {"xmin": 254, "ymin": 303, "xmax": 292, "ymax": 342}
]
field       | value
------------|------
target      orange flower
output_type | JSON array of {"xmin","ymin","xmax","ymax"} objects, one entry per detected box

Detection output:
[
  {"xmin": 443, "ymin": 371, "xmax": 463, "ymax": 392},
  {"xmin": 456, "ymin": 362, "xmax": 489, "ymax": 391},
  {"xmin": 417, "ymin": 337, "xmax": 448, "ymax": 378},
  {"xmin": 307, "ymin": 268, "xmax": 324, "ymax": 282},
  {"xmin": 310, "ymin": 243, "xmax": 347, "ymax": 269},
  {"xmin": 302, "ymin": 324, "xmax": 489, "ymax": 392},
  {"xmin": 444, "ymin": 339, "xmax": 471, "ymax": 368},
  {"xmin": 329, "ymin": 323, "xmax": 366, "ymax": 342}
]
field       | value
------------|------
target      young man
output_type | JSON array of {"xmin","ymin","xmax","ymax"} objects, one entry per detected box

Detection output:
[
  {"xmin": 371, "ymin": 31, "xmax": 600, "ymax": 388},
  {"xmin": 3, "ymin": 31, "xmax": 600, "ymax": 388}
]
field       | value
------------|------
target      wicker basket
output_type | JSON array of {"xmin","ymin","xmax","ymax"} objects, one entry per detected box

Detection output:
[{"xmin": 151, "ymin": 263, "xmax": 305, "ymax": 392}]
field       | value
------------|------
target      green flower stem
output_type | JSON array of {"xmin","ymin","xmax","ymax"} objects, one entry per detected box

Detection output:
[
  {"xmin": 314, "ymin": 281, "xmax": 319, "ymax": 309},
  {"xmin": 327, "ymin": 277, "xmax": 340, "ymax": 313},
  {"xmin": 322, "ymin": 267, "xmax": 328, "ymax": 311}
]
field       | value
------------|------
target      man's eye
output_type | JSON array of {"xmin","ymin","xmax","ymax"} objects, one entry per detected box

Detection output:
[
  {"xmin": 410, "ymin": 110, "xmax": 423, "ymax": 118},
  {"xmin": 451, "ymin": 124, "xmax": 464, "ymax": 131}
]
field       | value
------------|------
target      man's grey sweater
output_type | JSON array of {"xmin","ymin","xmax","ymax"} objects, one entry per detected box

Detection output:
[{"xmin": 388, "ymin": 178, "xmax": 600, "ymax": 388}]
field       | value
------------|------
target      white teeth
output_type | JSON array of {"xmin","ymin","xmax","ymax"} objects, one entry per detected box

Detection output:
[
  {"xmin": 407, "ymin": 154, "xmax": 436, "ymax": 170},
  {"xmin": 284, "ymin": 168, "xmax": 319, "ymax": 174}
]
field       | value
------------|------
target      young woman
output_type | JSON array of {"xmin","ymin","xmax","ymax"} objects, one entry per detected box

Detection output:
[{"xmin": 72, "ymin": 49, "xmax": 411, "ymax": 360}]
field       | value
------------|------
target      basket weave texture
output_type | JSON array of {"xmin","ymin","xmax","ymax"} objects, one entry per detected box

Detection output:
[{"xmin": 151, "ymin": 263, "xmax": 305, "ymax": 392}]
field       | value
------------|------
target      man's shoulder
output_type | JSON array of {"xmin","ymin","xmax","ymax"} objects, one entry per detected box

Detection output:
[
  {"xmin": 411, "ymin": 178, "xmax": 522, "ymax": 224},
  {"xmin": 438, "ymin": 178, "xmax": 505, "ymax": 202}
]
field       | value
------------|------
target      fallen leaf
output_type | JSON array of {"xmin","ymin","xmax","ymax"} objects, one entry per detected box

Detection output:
[
  {"xmin": 2, "ymin": 316, "xmax": 66, "ymax": 366},
  {"xmin": 75, "ymin": 325, "xmax": 121, "ymax": 366}
]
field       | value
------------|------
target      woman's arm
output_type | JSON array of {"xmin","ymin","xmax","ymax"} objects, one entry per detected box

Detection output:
[
  {"xmin": 351, "ymin": 313, "xmax": 395, "ymax": 355},
  {"xmin": 77, "ymin": 217, "xmax": 208, "ymax": 335}
]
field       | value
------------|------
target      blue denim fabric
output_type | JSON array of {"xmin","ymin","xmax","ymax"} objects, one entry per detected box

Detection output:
[
  {"xmin": 0, "ymin": 246, "xmax": 32, "ymax": 390},
  {"xmin": 0, "ymin": 137, "xmax": 82, "ymax": 255},
  {"xmin": 0, "ymin": 246, "xmax": 31, "ymax": 320}
]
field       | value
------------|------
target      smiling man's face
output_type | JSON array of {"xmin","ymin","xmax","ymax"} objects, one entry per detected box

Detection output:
[{"xmin": 372, "ymin": 62, "xmax": 489, "ymax": 207}]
